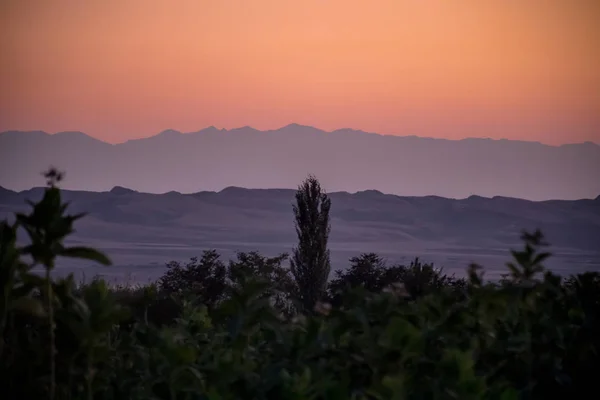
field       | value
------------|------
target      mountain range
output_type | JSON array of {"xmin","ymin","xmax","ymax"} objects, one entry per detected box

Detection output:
[
  {"xmin": 1, "ymin": 185, "xmax": 599, "ymax": 282},
  {"xmin": 1, "ymin": 124, "xmax": 599, "ymax": 200}
]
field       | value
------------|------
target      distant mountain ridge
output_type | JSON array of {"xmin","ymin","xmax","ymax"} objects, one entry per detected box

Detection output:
[
  {"xmin": 4, "ymin": 184, "xmax": 599, "ymax": 202},
  {"xmin": 1, "ymin": 124, "xmax": 599, "ymax": 200},
  {"xmin": 3, "ymin": 124, "xmax": 598, "ymax": 147}
]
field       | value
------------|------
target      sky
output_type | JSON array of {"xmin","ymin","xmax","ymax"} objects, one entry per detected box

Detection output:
[{"xmin": 1, "ymin": 0, "xmax": 599, "ymax": 145}]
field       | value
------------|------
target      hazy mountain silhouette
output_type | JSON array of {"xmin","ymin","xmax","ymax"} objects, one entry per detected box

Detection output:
[
  {"xmin": 1, "ymin": 124, "xmax": 599, "ymax": 200},
  {"xmin": 1, "ymin": 185, "xmax": 599, "ymax": 281}
]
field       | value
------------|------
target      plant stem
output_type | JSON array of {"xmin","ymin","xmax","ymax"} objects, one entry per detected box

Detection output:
[
  {"xmin": 46, "ymin": 267, "xmax": 56, "ymax": 400},
  {"xmin": 87, "ymin": 354, "xmax": 93, "ymax": 400}
]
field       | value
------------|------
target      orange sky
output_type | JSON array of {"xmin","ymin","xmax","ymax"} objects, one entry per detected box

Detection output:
[{"xmin": 1, "ymin": 0, "xmax": 599, "ymax": 145}]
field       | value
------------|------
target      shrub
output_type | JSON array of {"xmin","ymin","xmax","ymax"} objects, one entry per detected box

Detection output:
[{"xmin": 159, "ymin": 250, "xmax": 228, "ymax": 307}]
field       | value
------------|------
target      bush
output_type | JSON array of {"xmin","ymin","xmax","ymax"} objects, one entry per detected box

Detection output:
[{"xmin": 328, "ymin": 254, "xmax": 466, "ymax": 306}]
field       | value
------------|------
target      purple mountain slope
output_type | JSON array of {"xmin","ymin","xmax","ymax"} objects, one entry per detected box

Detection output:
[
  {"xmin": 1, "ymin": 185, "xmax": 599, "ymax": 282},
  {"xmin": 1, "ymin": 124, "xmax": 599, "ymax": 200}
]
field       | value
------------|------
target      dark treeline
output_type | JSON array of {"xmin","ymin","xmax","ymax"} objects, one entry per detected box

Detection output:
[{"xmin": 1, "ymin": 169, "xmax": 600, "ymax": 399}]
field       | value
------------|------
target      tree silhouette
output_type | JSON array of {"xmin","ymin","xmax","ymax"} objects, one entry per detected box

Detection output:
[
  {"xmin": 290, "ymin": 175, "xmax": 331, "ymax": 313},
  {"xmin": 227, "ymin": 251, "xmax": 296, "ymax": 315},
  {"xmin": 327, "ymin": 253, "xmax": 387, "ymax": 306},
  {"xmin": 158, "ymin": 250, "xmax": 227, "ymax": 308}
]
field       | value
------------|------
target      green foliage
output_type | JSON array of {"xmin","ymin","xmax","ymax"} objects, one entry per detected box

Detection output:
[
  {"xmin": 227, "ymin": 251, "xmax": 297, "ymax": 317},
  {"xmin": 328, "ymin": 254, "xmax": 465, "ymax": 306},
  {"xmin": 160, "ymin": 250, "xmax": 228, "ymax": 307},
  {"xmin": 0, "ymin": 168, "xmax": 114, "ymax": 400},
  {"xmin": 1, "ymin": 171, "xmax": 600, "ymax": 399},
  {"xmin": 290, "ymin": 174, "xmax": 332, "ymax": 313},
  {"xmin": 328, "ymin": 253, "xmax": 389, "ymax": 295}
]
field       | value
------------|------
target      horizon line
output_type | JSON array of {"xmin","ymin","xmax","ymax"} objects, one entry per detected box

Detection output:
[
  {"xmin": 2, "ymin": 183, "xmax": 598, "ymax": 204},
  {"xmin": 1, "ymin": 123, "xmax": 598, "ymax": 147}
]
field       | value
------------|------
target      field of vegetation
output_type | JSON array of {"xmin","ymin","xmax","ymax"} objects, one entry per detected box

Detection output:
[{"xmin": 1, "ymin": 170, "xmax": 599, "ymax": 399}]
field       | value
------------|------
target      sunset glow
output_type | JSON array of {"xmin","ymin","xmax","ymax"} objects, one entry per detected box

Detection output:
[{"xmin": 1, "ymin": 0, "xmax": 599, "ymax": 145}]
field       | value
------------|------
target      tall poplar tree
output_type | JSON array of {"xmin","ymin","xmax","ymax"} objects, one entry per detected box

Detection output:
[{"xmin": 290, "ymin": 175, "xmax": 332, "ymax": 313}]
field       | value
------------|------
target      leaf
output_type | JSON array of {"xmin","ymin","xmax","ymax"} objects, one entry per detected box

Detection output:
[
  {"xmin": 60, "ymin": 246, "xmax": 112, "ymax": 265},
  {"xmin": 381, "ymin": 374, "xmax": 406, "ymax": 400},
  {"xmin": 11, "ymin": 296, "xmax": 46, "ymax": 317},
  {"xmin": 184, "ymin": 366, "xmax": 205, "ymax": 385},
  {"xmin": 500, "ymin": 387, "xmax": 519, "ymax": 400},
  {"xmin": 379, "ymin": 317, "xmax": 421, "ymax": 353},
  {"xmin": 20, "ymin": 272, "xmax": 47, "ymax": 287},
  {"xmin": 70, "ymin": 296, "xmax": 91, "ymax": 319},
  {"xmin": 532, "ymin": 252, "xmax": 551, "ymax": 266},
  {"xmin": 206, "ymin": 387, "xmax": 223, "ymax": 400}
]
